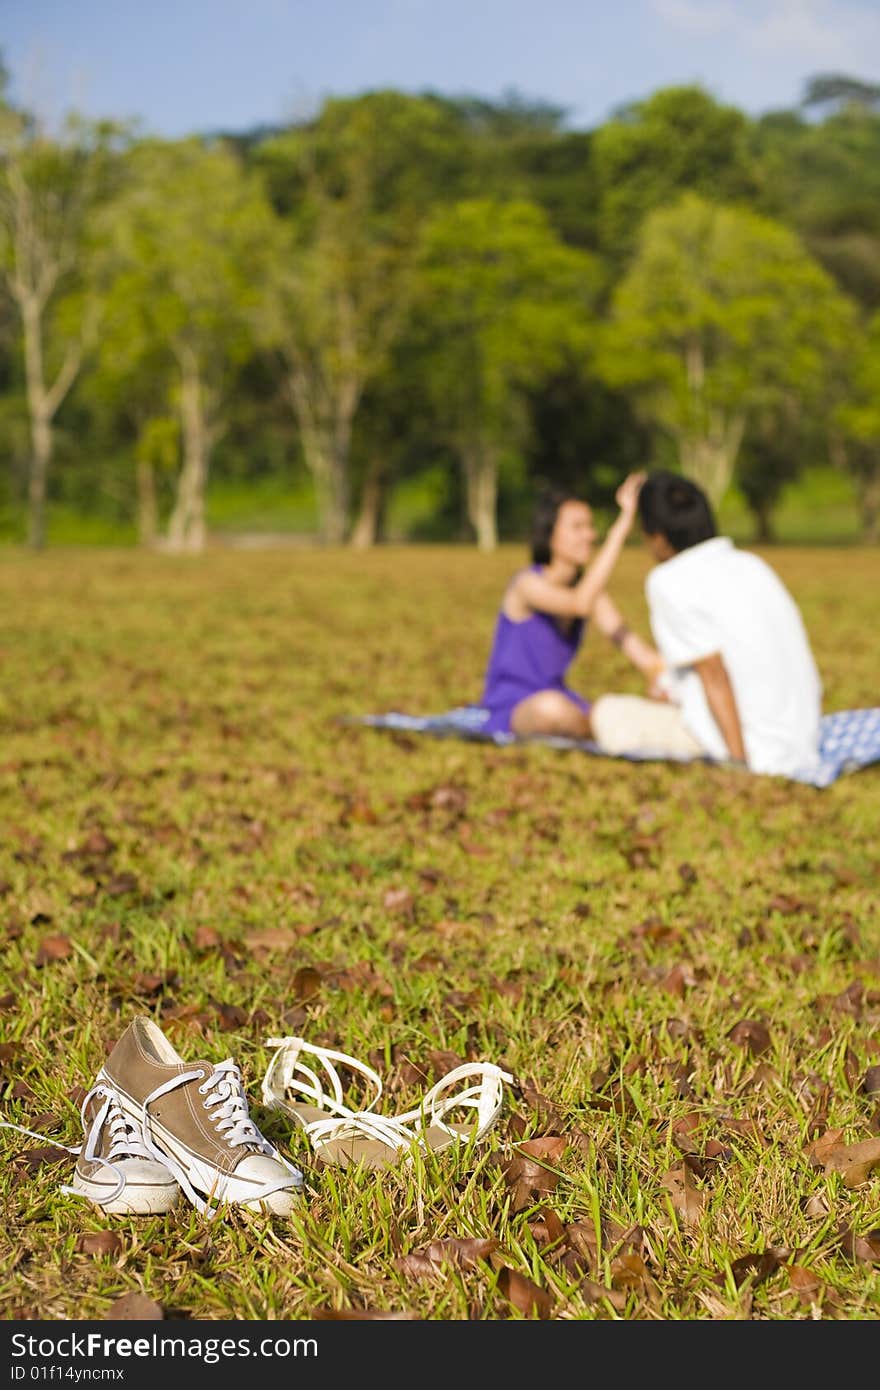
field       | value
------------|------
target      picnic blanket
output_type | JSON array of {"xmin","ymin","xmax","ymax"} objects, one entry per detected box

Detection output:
[{"xmin": 351, "ymin": 705, "xmax": 880, "ymax": 788}]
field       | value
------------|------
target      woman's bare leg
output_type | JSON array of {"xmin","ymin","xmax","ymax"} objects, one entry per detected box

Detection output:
[{"xmin": 510, "ymin": 689, "xmax": 593, "ymax": 738}]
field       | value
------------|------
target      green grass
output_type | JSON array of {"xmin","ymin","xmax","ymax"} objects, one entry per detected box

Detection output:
[{"xmin": 0, "ymin": 542, "xmax": 878, "ymax": 1321}]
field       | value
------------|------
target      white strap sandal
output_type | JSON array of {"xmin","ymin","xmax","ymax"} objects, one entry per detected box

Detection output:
[{"xmin": 261, "ymin": 1036, "xmax": 384, "ymax": 1129}]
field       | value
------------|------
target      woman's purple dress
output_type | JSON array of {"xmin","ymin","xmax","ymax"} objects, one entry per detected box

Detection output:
[{"xmin": 480, "ymin": 566, "xmax": 591, "ymax": 734}]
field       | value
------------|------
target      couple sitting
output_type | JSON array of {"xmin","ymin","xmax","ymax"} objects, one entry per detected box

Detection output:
[{"xmin": 480, "ymin": 469, "xmax": 822, "ymax": 777}]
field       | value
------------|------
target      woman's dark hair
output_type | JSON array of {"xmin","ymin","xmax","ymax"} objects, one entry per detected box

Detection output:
[
  {"xmin": 637, "ymin": 470, "xmax": 716, "ymax": 552},
  {"xmin": 530, "ymin": 486, "xmax": 582, "ymax": 565}
]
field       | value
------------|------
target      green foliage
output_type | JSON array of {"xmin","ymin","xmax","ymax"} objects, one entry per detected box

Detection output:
[
  {"xmin": 2, "ymin": 75, "xmax": 880, "ymax": 547},
  {"xmin": 598, "ymin": 194, "xmax": 858, "ymax": 504},
  {"xmin": 415, "ymin": 198, "xmax": 600, "ymax": 434},
  {"xmin": 593, "ymin": 86, "xmax": 758, "ymax": 264},
  {"xmin": 752, "ymin": 106, "xmax": 880, "ymax": 310}
]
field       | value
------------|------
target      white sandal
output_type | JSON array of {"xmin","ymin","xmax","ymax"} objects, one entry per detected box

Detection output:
[{"xmin": 261, "ymin": 1038, "xmax": 513, "ymax": 1170}]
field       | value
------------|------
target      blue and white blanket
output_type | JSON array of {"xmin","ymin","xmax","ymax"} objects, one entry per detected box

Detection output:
[{"xmin": 352, "ymin": 705, "xmax": 880, "ymax": 788}]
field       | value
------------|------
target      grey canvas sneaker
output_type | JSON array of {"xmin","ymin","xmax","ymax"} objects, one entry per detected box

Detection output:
[
  {"xmin": 66, "ymin": 1083, "xmax": 182, "ymax": 1214},
  {"xmin": 98, "ymin": 1015, "xmax": 303, "ymax": 1217},
  {"xmin": 2, "ymin": 1083, "xmax": 181, "ymax": 1215}
]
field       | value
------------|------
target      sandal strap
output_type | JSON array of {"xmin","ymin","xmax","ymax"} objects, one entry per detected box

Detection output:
[
  {"xmin": 395, "ymin": 1062, "xmax": 513, "ymax": 1136},
  {"xmin": 261, "ymin": 1037, "xmax": 383, "ymax": 1119},
  {"xmin": 303, "ymin": 1063, "xmax": 514, "ymax": 1152}
]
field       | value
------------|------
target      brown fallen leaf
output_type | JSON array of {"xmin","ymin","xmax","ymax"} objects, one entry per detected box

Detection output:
[
  {"xmin": 727, "ymin": 1249, "xmax": 784, "ymax": 1288},
  {"xmin": 395, "ymin": 1236, "xmax": 499, "ymax": 1280},
  {"xmin": 105, "ymin": 1293, "xmax": 164, "ymax": 1320},
  {"xmin": 580, "ymin": 1279, "xmax": 627, "ymax": 1310},
  {"xmin": 528, "ymin": 1208, "xmax": 565, "ymax": 1247},
  {"xmin": 35, "ymin": 935, "xmax": 72, "ymax": 965},
  {"xmin": 659, "ymin": 1164, "xmax": 707, "ymax": 1224},
  {"xmin": 863, "ymin": 1066, "xmax": 880, "ymax": 1096},
  {"xmin": 501, "ymin": 1135, "xmax": 567, "ymax": 1210},
  {"xmin": 727, "ymin": 1018, "xmax": 772, "ymax": 1055},
  {"xmin": 497, "ymin": 1266, "xmax": 552, "ymax": 1318},
  {"xmin": 382, "ymin": 887, "xmax": 414, "ymax": 917},
  {"xmin": 804, "ymin": 1127, "xmax": 846, "ymax": 1165},
  {"xmin": 818, "ymin": 1136, "xmax": 880, "ymax": 1188},
  {"xmin": 77, "ymin": 1232, "xmax": 124, "ymax": 1258},
  {"xmin": 788, "ymin": 1264, "xmax": 822, "ymax": 1305},
  {"xmin": 245, "ymin": 926, "xmax": 305, "ymax": 954},
  {"xmin": 836, "ymin": 1225, "xmax": 880, "ymax": 1264},
  {"xmin": 15, "ymin": 1145, "xmax": 70, "ymax": 1171}
]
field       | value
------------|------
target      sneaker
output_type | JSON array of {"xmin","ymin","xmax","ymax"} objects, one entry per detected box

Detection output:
[
  {"xmin": 1, "ymin": 1084, "xmax": 181, "ymax": 1215},
  {"xmin": 98, "ymin": 1015, "xmax": 303, "ymax": 1217},
  {"xmin": 66, "ymin": 1083, "xmax": 182, "ymax": 1214}
]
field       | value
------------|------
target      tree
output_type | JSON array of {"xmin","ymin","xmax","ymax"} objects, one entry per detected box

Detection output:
[
  {"xmin": 802, "ymin": 74, "xmax": 880, "ymax": 113},
  {"xmin": 598, "ymin": 194, "xmax": 857, "ymax": 509},
  {"xmin": 413, "ymin": 197, "xmax": 600, "ymax": 550},
  {"xmin": 256, "ymin": 92, "xmax": 470, "ymax": 544},
  {"xmin": 835, "ymin": 310, "xmax": 880, "ymax": 542},
  {"xmin": 94, "ymin": 137, "xmax": 280, "ymax": 552},
  {"xmin": 592, "ymin": 86, "xmax": 758, "ymax": 265},
  {"xmin": 752, "ymin": 103, "xmax": 880, "ymax": 312},
  {"xmin": 0, "ymin": 105, "xmax": 118, "ymax": 548}
]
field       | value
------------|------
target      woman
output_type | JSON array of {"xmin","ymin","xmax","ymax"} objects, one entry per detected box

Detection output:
[{"xmin": 480, "ymin": 471, "xmax": 665, "ymax": 738}]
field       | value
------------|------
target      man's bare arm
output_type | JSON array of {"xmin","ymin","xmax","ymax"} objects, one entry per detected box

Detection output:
[{"xmin": 693, "ymin": 651, "xmax": 747, "ymax": 763}]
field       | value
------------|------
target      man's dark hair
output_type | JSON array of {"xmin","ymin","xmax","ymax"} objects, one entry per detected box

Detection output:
[
  {"xmin": 637, "ymin": 470, "xmax": 717, "ymax": 552},
  {"xmin": 530, "ymin": 486, "xmax": 582, "ymax": 565}
]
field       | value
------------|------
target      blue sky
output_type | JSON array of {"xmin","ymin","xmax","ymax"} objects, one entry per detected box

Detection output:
[{"xmin": 4, "ymin": 0, "xmax": 880, "ymax": 136}]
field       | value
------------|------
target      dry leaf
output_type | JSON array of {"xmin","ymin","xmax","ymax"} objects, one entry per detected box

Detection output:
[
  {"xmin": 105, "ymin": 1293, "xmax": 164, "ymax": 1320},
  {"xmin": 497, "ymin": 1266, "xmax": 552, "ymax": 1318},
  {"xmin": 35, "ymin": 935, "xmax": 72, "ymax": 965},
  {"xmin": 788, "ymin": 1265, "xmax": 822, "ymax": 1304},
  {"xmin": 245, "ymin": 926, "xmax": 303, "ymax": 953},
  {"xmin": 837, "ymin": 1225, "xmax": 880, "ymax": 1264},
  {"xmin": 727, "ymin": 1018, "xmax": 772, "ymax": 1055},
  {"xmin": 659, "ymin": 1164, "xmax": 707, "ymax": 1224},
  {"xmin": 580, "ymin": 1279, "xmax": 627, "ymax": 1310},
  {"xmin": 77, "ymin": 1232, "xmax": 124, "ymax": 1258},
  {"xmin": 528, "ymin": 1208, "xmax": 565, "ymax": 1247},
  {"xmin": 819, "ymin": 1136, "xmax": 880, "ymax": 1188}
]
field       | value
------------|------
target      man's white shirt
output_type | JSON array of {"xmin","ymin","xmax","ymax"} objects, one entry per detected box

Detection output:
[{"xmin": 646, "ymin": 536, "xmax": 822, "ymax": 775}]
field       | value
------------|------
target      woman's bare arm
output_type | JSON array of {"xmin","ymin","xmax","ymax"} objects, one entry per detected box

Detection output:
[
  {"xmin": 591, "ymin": 591, "xmax": 665, "ymax": 681},
  {"xmin": 514, "ymin": 472, "xmax": 645, "ymax": 619}
]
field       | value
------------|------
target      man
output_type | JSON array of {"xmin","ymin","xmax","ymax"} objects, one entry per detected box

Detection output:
[{"xmin": 589, "ymin": 470, "xmax": 822, "ymax": 777}]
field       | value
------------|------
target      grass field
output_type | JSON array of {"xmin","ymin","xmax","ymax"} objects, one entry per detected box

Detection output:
[{"xmin": 1, "ymin": 541, "xmax": 878, "ymax": 1322}]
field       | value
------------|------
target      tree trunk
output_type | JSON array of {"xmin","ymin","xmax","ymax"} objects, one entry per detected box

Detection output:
[
  {"xmin": 167, "ymin": 353, "xmax": 211, "ymax": 554},
  {"xmin": 751, "ymin": 497, "xmax": 776, "ymax": 544},
  {"xmin": 462, "ymin": 440, "xmax": 498, "ymax": 552},
  {"xmin": 857, "ymin": 464, "xmax": 880, "ymax": 544},
  {"xmin": 136, "ymin": 455, "xmax": 159, "ymax": 549},
  {"xmin": 678, "ymin": 410, "xmax": 745, "ymax": 512},
  {"xmin": 27, "ymin": 412, "xmax": 51, "ymax": 550},
  {"xmin": 350, "ymin": 453, "xmax": 386, "ymax": 549},
  {"xmin": 285, "ymin": 367, "xmax": 354, "ymax": 544}
]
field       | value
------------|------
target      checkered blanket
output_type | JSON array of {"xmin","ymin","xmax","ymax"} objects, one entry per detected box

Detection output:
[{"xmin": 352, "ymin": 705, "xmax": 880, "ymax": 787}]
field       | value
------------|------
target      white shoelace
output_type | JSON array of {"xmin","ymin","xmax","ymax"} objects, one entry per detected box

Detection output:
[
  {"xmin": 139, "ymin": 1060, "xmax": 302, "ymax": 1218},
  {"xmin": 1, "ymin": 1082, "xmax": 155, "ymax": 1205}
]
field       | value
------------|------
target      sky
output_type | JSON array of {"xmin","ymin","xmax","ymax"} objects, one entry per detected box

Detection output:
[{"xmin": 3, "ymin": 0, "xmax": 880, "ymax": 138}]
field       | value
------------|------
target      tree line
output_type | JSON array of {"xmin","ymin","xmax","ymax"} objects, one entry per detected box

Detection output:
[{"xmin": 2, "ymin": 64, "xmax": 880, "ymax": 551}]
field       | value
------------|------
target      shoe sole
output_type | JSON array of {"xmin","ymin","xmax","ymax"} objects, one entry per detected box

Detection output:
[
  {"xmin": 103, "ymin": 1074, "xmax": 302, "ymax": 1213},
  {"xmin": 69, "ymin": 1170, "xmax": 181, "ymax": 1215}
]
